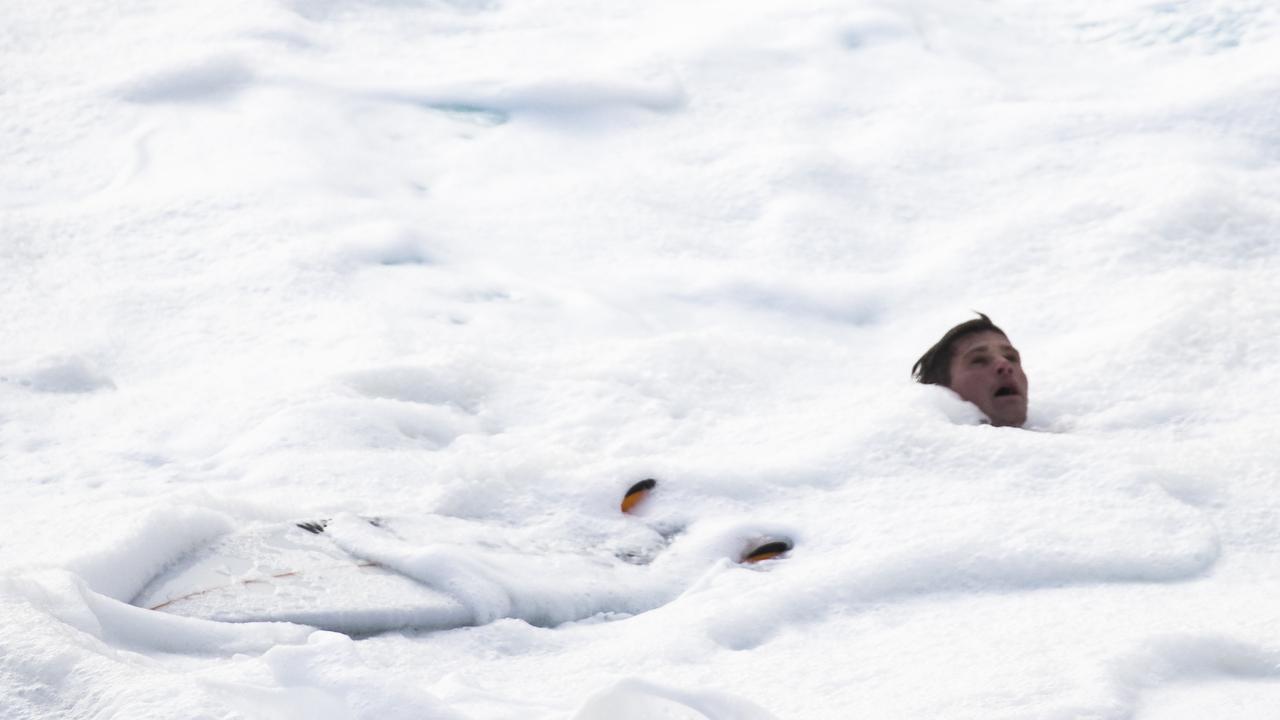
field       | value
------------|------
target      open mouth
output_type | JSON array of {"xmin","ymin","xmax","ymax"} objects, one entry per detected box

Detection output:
[{"xmin": 993, "ymin": 385, "xmax": 1020, "ymax": 398}]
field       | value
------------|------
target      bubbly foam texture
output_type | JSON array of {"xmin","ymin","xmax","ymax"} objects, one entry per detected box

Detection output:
[{"xmin": 3, "ymin": 0, "xmax": 1279, "ymax": 717}]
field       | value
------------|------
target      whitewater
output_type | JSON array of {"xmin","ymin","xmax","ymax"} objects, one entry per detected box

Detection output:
[{"xmin": 3, "ymin": 0, "xmax": 1280, "ymax": 717}]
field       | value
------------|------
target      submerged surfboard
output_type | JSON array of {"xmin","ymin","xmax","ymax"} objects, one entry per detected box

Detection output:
[
  {"xmin": 132, "ymin": 480, "xmax": 793, "ymax": 635},
  {"xmin": 132, "ymin": 521, "xmax": 472, "ymax": 635}
]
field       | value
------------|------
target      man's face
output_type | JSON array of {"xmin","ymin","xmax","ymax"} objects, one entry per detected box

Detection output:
[{"xmin": 946, "ymin": 330, "xmax": 1028, "ymax": 427}]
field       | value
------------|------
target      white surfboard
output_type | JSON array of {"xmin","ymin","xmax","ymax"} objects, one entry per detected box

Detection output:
[
  {"xmin": 132, "ymin": 481, "xmax": 789, "ymax": 635},
  {"xmin": 132, "ymin": 521, "xmax": 472, "ymax": 635}
]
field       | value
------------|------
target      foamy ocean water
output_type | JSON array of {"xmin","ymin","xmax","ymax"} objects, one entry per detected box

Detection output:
[{"xmin": 3, "ymin": 1, "xmax": 1280, "ymax": 717}]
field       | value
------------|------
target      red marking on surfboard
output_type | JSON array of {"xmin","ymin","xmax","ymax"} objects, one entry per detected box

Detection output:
[{"xmin": 148, "ymin": 561, "xmax": 380, "ymax": 611}]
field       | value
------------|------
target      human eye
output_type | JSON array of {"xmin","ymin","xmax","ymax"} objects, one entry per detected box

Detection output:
[
  {"xmin": 970, "ymin": 355, "xmax": 990, "ymax": 366},
  {"xmin": 1005, "ymin": 351, "xmax": 1020, "ymax": 363}
]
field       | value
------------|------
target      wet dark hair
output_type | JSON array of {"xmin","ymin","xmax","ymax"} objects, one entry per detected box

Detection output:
[{"xmin": 912, "ymin": 313, "xmax": 1007, "ymax": 387}]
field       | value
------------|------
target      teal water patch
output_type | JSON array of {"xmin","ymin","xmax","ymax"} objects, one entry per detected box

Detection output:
[{"xmin": 422, "ymin": 102, "xmax": 509, "ymax": 126}]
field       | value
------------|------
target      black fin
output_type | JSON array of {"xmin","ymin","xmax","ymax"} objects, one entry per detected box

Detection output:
[
  {"xmin": 296, "ymin": 519, "xmax": 329, "ymax": 534},
  {"xmin": 741, "ymin": 537, "xmax": 793, "ymax": 564},
  {"xmin": 621, "ymin": 478, "xmax": 658, "ymax": 514}
]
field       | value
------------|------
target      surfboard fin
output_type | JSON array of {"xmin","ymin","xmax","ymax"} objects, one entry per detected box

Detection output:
[
  {"xmin": 741, "ymin": 537, "xmax": 793, "ymax": 564},
  {"xmin": 295, "ymin": 517, "xmax": 382, "ymax": 534},
  {"xmin": 621, "ymin": 478, "xmax": 657, "ymax": 514}
]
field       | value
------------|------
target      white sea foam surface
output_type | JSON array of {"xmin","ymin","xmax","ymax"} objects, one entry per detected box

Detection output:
[{"xmin": 4, "ymin": 0, "xmax": 1280, "ymax": 717}]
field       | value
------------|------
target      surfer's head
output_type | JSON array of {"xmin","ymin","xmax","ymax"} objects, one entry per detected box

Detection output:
[{"xmin": 913, "ymin": 314, "xmax": 1028, "ymax": 428}]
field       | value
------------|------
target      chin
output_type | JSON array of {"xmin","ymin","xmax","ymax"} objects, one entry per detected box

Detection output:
[
  {"xmin": 985, "ymin": 399, "xmax": 1028, "ymax": 428},
  {"xmin": 988, "ymin": 410, "xmax": 1027, "ymax": 427}
]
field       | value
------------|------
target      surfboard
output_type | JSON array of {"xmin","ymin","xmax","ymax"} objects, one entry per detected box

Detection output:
[
  {"xmin": 131, "ymin": 520, "xmax": 472, "ymax": 635},
  {"xmin": 132, "ymin": 480, "xmax": 793, "ymax": 635}
]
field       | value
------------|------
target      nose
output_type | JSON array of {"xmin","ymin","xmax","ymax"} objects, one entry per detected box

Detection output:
[{"xmin": 994, "ymin": 357, "xmax": 1013, "ymax": 375}]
